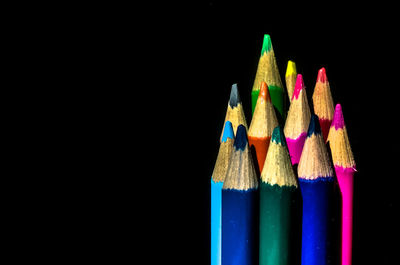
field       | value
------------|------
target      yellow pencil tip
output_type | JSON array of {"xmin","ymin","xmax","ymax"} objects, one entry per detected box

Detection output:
[{"xmin": 286, "ymin": 60, "xmax": 297, "ymax": 77}]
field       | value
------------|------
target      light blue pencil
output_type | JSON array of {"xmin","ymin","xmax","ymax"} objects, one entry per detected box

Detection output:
[{"xmin": 211, "ymin": 121, "xmax": 234, "ymax": 265}]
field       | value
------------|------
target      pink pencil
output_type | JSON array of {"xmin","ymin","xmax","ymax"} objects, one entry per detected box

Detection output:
[
  {"xmin": 327, "ymin": 104, "xmax": 356, "ymax": 265},
  {"xmin": 284, "ymin": 74, "xmax": 311, "ymax": 165}
]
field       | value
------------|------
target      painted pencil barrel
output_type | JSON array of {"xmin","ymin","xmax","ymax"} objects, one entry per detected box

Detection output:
[
  {"xmin": 259, "ymin": 183, "xmax": 296, "ymax": 265},
  {"xmin": 335, "ymin": 167, "xmax": 355, "ymax": 265},
  {"xmin": 222, "ymin": 189, "xmax": 258, "ymax": 265},
  {"xmin": 268, "ymin": 85, "xmax": 285, "ymax": 122},
  {"xmin": 251, "ymin": 90, "xmax": 260, "ymax": 114},
  {"xmin": 299, "ymin": 178, "xmax": 334, "ymax": 265},
  {"xmin": 318, "ymin": 118, "xmax": 332, "ymax": 142},
  {"xmin": 211, "ymin": 180, "xmax": 224, "ymax": 265},
  {"xmin": 286, "ymin": 133, "xmax": 307, "ymax": 165}
]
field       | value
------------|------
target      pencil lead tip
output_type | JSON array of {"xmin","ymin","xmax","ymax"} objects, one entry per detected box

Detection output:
[
  {"xmin": 234, "ymin": 125, "xmax": 248, "ymax": 151},
  {"xmin": 271, "ymin": 126, "xmax": 286, "ymax": 146},
  {"xmin": 261, "ymin": 34, "xmax": 272, "ymax": 55},
  {"xmin": 259, "ymin": 82, "xmax": 271, "ymax": 102},
  {"xmin": 317, "ymin": 67, "xmax": 328, "ymax": 83},
  {"xmin": 307, "ymin": 114, "xmax": 322, "ymax": 137},
  {"xmin": 286, "ymin": 60, "xmax": 296, "ymax": 77},
  {"xmin": 331, "ymin": 104, "xmax": 345, "ymax": 129},
  {"xmin": 221, "ymin": 121, "xmax": 234, "ymax": 142},
  {"xmin": 229, "ymin": 83, "xmax": 241, "ymax": 107},
  {"xmin": 292, "ymin": 74, "xmax": 305, "ymax": 100}
]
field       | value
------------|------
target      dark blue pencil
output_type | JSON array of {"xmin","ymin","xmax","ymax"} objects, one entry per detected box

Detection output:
[
  {"xmin": 222, "ymin": 125, "xmax": 259, "ymax": 265},
  {"xmin": 297, "ymin": 114, "xmax": 335, "ymax": 265}
]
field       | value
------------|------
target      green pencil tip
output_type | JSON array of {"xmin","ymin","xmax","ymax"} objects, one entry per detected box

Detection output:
[
  {"xmin": 261, "ymin": 34, "xmax": 272, "ymax": 55},
  {"xmin": 271, "ymin": 126, "xmax": 286, "ymax": 146}
]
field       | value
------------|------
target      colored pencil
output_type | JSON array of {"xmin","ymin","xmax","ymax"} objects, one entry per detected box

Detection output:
[
  {"xmin": 285, "ymin": 60, "xmax": 297, "ymax": 102},
  {"xmin": 259, "ymin": 126, "xmax": 298, "ymax": 265},
  {"xmin": 251, "ymin": 34, "xmax": 285, "ymax": 121},
  {"xmin": 222, "ymin": 125, "xmax": 259, "ymax": 265},
  {"xmin": 327, "ymin": 104, "xmax": 356, "ymax": 265},
  {"xmin": 220, "ymin": 83, "xmax": 248, "ymax": 141},
  {"xmin": 284, "ymin": 74, "xmax": 311, "ymax": 165},
  {"xmin": 211, "ymin": 121, "xmax": 235, "ymax": 265},
  {"xmin": 298, "ymin": 114, "xmax": 335, "ymax": 265},
  {"xmin": 248, "ymin": 81, "xmax": 278, "ymax": 173},
  {"xmin": 312, "ymin": 67, "xmax": 334, "ymax": 142}
]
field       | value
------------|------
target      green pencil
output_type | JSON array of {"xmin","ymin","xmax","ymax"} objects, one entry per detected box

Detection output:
[
  {"xmin": 252, "ymin": 34, "xmax": 285, "ymax": 122},
  {"xmin": 259, "ymin": 126, "xmax": 298, "ymax": 265}
]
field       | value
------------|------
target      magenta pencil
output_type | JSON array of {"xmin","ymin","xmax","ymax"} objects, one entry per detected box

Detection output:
[
  {"xmin": 284, "ymin": 74, "xmax": 311, "ymax": 165},
  {"xmin": 327, "ymin": 104, "xmax": 356, "ymax": 265}
]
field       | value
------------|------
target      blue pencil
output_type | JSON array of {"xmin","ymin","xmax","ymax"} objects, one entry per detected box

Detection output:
[
  {"xmin": 211, "ymin": 121, "xmax": 235, "ymax": 265},
  {"xmin": 222, "ymin": 125, "xmax": 259, "ymax": 265},
  {"xmin": 297, "ymin": 114, "xmax": 335, "ymax": 265}
]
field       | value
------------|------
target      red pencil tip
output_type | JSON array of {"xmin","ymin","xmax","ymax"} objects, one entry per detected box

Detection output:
[
  {"xmin": 332, "ymin": 104, "xmax": 345, "ymax": 129},
  {"xmin": 317, "ymin": 67, "xmax": 328, "ymax": 83},
  {"xmin": 292, "ymin": 74, "xmax": 305, "ymax": 100},
  {"xmin": 259, "ymin": 82, "xmax": 271, "ymax": 102}
]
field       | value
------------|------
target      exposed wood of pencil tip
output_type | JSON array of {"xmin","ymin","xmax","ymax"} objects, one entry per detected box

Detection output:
[
  {"xmin": 312, "ymin": 80, "xmax": 334, "ymax": 120},
  {"xmin": 248, "ymin": 82, "xmax": 278, "ymax": 138},
  {"xmin": 223, "ymin": 145, "xmax": 258, "ymax": 191},
  {"xmin": 328, "ymin": 125, "xmax": 355, "ymax": 169},
  {"xmin": 298, "ymin": 133, "xmax": 333, "ymax": 180},
  {"xmin": 252, "ymin": 39, "xmax": 283, "ymax": 92},
  {"xmin": 284, "ymin": 87, "xmax": 311, "ymax": 139},
  {"xmin": 261, "ymin": 138, "xmax": 298, "ymax": 187}
]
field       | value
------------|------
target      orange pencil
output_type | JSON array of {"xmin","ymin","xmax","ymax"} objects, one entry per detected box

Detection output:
[{"xmin": 248, "ymin": 82, "xmax": 278, "ymax": 173}]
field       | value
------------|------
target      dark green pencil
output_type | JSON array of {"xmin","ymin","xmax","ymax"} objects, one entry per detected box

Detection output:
[{"xmin": 259, "ymin": 126, "xmax": 298, "ymax": 265}]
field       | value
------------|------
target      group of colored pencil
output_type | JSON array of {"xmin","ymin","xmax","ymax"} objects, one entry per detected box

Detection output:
[{"xmin": 211, "ymin": 34, "xmax": 356, "ymax": 265}]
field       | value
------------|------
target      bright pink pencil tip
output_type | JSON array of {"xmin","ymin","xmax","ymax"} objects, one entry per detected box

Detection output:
[
  {"xmin": 292, "ymin": 74, "xmax": 305, "ymax": 100},
  {"xmin": 332, "ymin": 104, "xmax": 345, "ymax": 129},
  {"xmin": 317, "ymin": 67, "xmax": 328, "ymax": 83}
]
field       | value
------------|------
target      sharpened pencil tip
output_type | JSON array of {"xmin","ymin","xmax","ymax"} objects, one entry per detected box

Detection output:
[
  {"xmin": 317, "ymin": 67, "xmax": 328, "ymax": 83},
  {"xmin": 292, "ymin": 74, "xmax": 305, "ymax": 100},
  {"xmin": 229, "ymin": 83, "xmax": 241, "ymax": 107},
  {"xmin": 234, "ymin": 125, "xmax": 248, "ymax": 151},
  {"xmin": 261, "ymin": 34, "xmax": 272, "ymax": 55},
  {"xmin": 307, "ymin": 114, "xmax": 322, "ymax": 137},
  {"xmin": 331, "ymin": 104, "xmax": 345, "ymax": 130},
  {"xmin": 221, "ymin": 121, "xmax": 234, "ymax": 142},
  {"xmin": 271, "ymin": 126, "xmax": 286, "ymax": 146}
]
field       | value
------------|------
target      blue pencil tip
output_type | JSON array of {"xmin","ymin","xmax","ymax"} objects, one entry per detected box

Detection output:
[
  {"xmin": 229, "ymin": 84, "xmax": 241, "ymax": 107},
  {"xmin": 221, "ymin": 121, "xmax": 234, "ymax": 142},
  {"xmin": 307, "ymin": 114, "xmax": 322, "ymax": 137},
  {"xmin": 234, "ymin": 125, "xmax": 248, "ymax": 150}
]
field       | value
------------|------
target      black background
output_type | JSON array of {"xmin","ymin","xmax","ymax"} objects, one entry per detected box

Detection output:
[{"xmin": 99, "ymin": 2, "xmax": 400, "ymax": 264}]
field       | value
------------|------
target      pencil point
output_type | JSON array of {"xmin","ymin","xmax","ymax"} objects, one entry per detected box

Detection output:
[
  {"xmin": 307, "ymin": 114, "xmax": 322, "ymax": 137},
  {"xmin": 261, "ymin": 34, "xmax": 272, "ymax": 55},
  {"xmin": 292, "ymin": 74, "xmax": 305, "ymax": 100},
  {"xmin": 221, "ymin": 121, "xmax": 234, "ymax": 142},
  {"xmin": 271, "ymin": 126, "xmax": 286, "ymax": 146},
  {"xmin": 317, "ymin": 67, "xmax": 328, "ymax": 83},
  {"xmin": 332, "ymin": 104, "xmax": 345, "ymax": 130},
  {"xmin": 286, "ymin": 60, "xmax": 296, "ymax": 77},
  {"xmin": 234, "ymin": 125, "xmax": 248, "ymax": 151},
  {"xmin": 229, "ymin": 84, "xmax": 241, "ymax": 107},
  {"xmin": 259, "ymin": 82, "xmax": 271, "ymax": 102}
]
